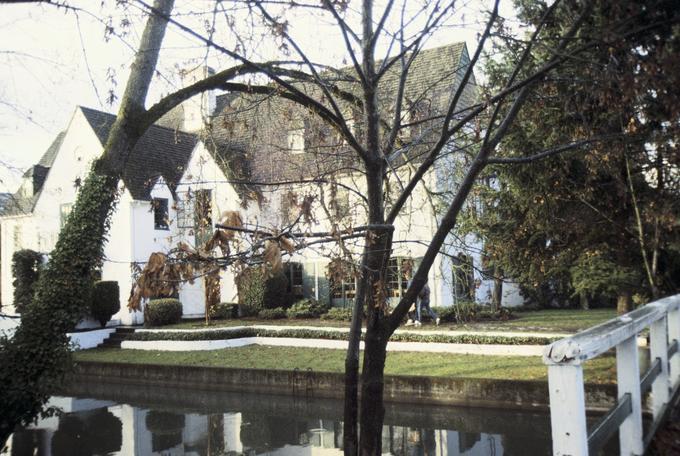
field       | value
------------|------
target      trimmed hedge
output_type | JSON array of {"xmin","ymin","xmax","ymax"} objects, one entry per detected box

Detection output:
[
  {"xmin": 128, "ymin": 327, "xmax": 557, "ymax": 346},
  {"xmin": 321, "ymin": 307, "xmax": 353, "ymax": 321},
  {"xmin": 257, "ymin": 308, "xmax": 287, "ymax": 319},
  {"xmin": 237, "ymin": 268, "xmax": 293, "ymax": 316},
  {"xmin": 211, "ymin": 302, "xmax": 238, "ymax": 319},
  {"xmin": 144, "ymin": 298, "xmax": 182, "ymax": 327},
  {"xmin": 11, "ymin": 249, "xmax": 43, "ymax": 314},
  {"xmin": 286, "ymin": 299, "xmax": 330, "ymax": 319},
  {"xmin": 90, "ymin": 281, "xmax": 120, "ymax": 327},
  {"xmin": 430, "ymin": 304, "xmax": 513, "ymax": 323}
]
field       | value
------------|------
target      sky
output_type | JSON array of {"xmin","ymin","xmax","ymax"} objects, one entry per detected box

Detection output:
[{"xmin": 0, "ymin": 0, "xmax": 517, "ymax": 194}]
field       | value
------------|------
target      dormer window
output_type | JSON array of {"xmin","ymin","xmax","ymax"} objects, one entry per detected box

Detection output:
[
  {"xmin": 152, "ymin": 198, "xmax": 169, "ymax": 230},
  {"xmin": 287, "ymin": 128, "xmax": 305, "ymax": 154}
]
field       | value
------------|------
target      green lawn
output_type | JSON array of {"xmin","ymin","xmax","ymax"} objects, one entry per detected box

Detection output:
[
  {"xmin": 164, "ymin": 308, "xmax": 616, "ymax": 334},
  {"xmin": 455, "ymin": 308, "xmax": 617, "ymax": 333},
  {"xmin": 74, "ymin": 346, "xmax": 617, "ymax": 383}
]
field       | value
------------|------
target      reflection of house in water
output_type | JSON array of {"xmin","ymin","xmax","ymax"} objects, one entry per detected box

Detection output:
[{"xmin": 8, "ymin": 397, "xmax": 509, "ymax": 456}]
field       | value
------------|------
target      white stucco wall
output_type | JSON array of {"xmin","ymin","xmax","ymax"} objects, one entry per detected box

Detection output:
[
  {"xmin": 0, "ymin": 107, "xmax": 159, "ymax": 324},
  {"xmin": 1, "ymin": 109, "xmax": 104, "ymax": 314},
  {"xmin": 175, "ymin": 142, "xmax": 243, "ymax": 317}
]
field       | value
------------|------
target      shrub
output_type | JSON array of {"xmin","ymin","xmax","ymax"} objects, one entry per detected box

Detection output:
[
  {"xmin": 433, "ymin": 303, "xmax": 513, "ymax": 323},
  {"xmin": 257, "ymin": 308, "xmax": 287, "ymax": 319},
  {"xmin": 432, "ymin": 306, "xmax": 456, "ymax": 323},
  {"xmin": 286, "ymin": 299, "xmax": 329, "ymax": 319},
  {"xmin": 211, "ymin": 302, "xmax": 238, "ymax": 319},
  {"xmin": 11, "ymin": 249, "xmax": 43, "ymax": 314},
  {"xmin": 89, "ymin": 281, "xmax": 120, "ymax": 327},
  {"xmin": 236, "ymin": 268, "xmax": 293, "ymax": 316},
  {"xmin": 145, "ymin": 298, "xmax": 182, "ymax": 327},
  {"xmin": 321, "ymin": 307, "xmax": 352, "ymax": 321}
]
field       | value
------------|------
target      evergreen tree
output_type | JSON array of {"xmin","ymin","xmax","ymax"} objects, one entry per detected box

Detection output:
[{"xmin": 466, "ymin": 0, "xmax": 680, "ymax": 310}]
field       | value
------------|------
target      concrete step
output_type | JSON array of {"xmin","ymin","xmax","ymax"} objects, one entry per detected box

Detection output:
[{"xmin": 97, "ymin": 327, "xmax": 136, "ymax": 348}]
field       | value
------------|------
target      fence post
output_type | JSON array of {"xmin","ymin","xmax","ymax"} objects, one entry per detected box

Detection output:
[
  {"xmin": 669, "ymin": 308, "xmax": 680, "ymax": 390},
  {"xmin": 616, "ymin": 335, "xmax": 643, "ymax": 455},
  {"xmin": 548, "ymin": 364, "xmax": 588, "ymax": 456},
  {"xmin": 650, "ymin": 315, "xmax": 670, "ymax": 420}
]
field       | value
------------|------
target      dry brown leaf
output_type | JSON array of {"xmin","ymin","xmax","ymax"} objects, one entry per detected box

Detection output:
[
  {"xmin": 263, "ymin": 240, "xmax": 282, "ymax": 275},
  {"xmin": 279, "ymin": 237, "xmax": 296, "ymax": 254}
]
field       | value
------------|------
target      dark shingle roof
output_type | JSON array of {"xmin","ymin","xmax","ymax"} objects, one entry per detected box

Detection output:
[
  {"xmin": 80, "ymin": 106, "xmax": 198, "ymax": 200},
  {"xmin": 0, "ymin": 132, "xmax": 66, "ymax": 216},
  {"xmin": 37, "ymin": 131, "xmax": 66, "ymax": 168},
  {"xmin": 208, "ymin": 42, "xmax": 476, "ymax": 185}
]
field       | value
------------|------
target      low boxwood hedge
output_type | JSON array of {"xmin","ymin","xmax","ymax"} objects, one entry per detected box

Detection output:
[
  {"xmin": 286, "ymin": 299, "xmax": 330, "ymax": 319},
  {"xmin": 257, "ymin": 308, "xmax": 287, "ymax": 319},
  {"xmin": 144, "ymin": 298, "xmax": 183, "ymax": 327},
  {"xmin": 128, "ymin": 327, "xmax": 557, "ymax": 346}
]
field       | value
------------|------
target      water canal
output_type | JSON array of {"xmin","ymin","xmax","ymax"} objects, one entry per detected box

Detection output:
[{"xmin": 7, "ymin": 379, "xmax": 618, "ymax": 455}]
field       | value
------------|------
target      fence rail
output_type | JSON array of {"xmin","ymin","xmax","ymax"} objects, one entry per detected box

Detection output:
[{"xmin": 543, "ymin": 294, "xmax": 680, "ymax": 456}]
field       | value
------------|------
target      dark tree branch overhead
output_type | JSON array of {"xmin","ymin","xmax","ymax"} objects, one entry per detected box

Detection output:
[{"xmin": 486, "ymin": 134, "xmax": 629, "ymax": 165}]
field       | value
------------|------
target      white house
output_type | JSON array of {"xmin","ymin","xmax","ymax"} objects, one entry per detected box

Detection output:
[
  {"xmin": 0, "ymin": 43, "xmax": 522, "ymax": 326},
  {"xmin": 0, "ymin": 106, "xmax": 198, "ymax": 325}
]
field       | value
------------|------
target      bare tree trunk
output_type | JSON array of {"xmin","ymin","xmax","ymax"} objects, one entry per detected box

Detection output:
[
  {"xmin": 343, "ymin": 257, "xmax": 367, "ymax": 456},
  {"xmin": 0, "ymin": 0, "xmax": 174, "ymax": 444},
  {"xmin": 492, "ymin": 266, "xmax": 503, "ymax": 311},
  {"xmin": 359, "ymin": 328, "xmax": 389, "ymax": 455},
  {"xmin": 579, "ymin": 291, "xmax": 589, "ymax": 310},
  {"xmin": 617, "ymin": 291, "xmax": 632, "ymax": 314}
]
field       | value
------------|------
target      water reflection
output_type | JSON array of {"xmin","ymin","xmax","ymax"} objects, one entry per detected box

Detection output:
[{"xmin": 7, "ymin": 380, "xmax": 556, "ymax": 455}]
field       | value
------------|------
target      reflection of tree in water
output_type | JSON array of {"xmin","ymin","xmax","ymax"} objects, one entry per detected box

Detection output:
[
  {"xmin": 50, "ymin": 408, "xmax": 122, "ymax": 456},
  {"xmin": 183, "ymin": 414, "xmax": 225, "ymax": 456},
  {"xmin": 145, "ymin": 410, "xmax": 185, "ymax": 453}
]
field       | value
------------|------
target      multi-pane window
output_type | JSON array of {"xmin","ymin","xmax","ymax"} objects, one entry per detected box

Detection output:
[
  {"xmin": 284, "ymin": 262, "xmax": 304, "ymax": 297},
  {"xmin": 194, "ymin": 189, "xmax": 213, "ymax": 248},
  {"xmin": 287, "ymin": 121, "xmax": 305, "ymax": 154},
  {"xmin": 175, "ymin": 192, "xmax": 194, "ymax": 229},
  {"xmin": 330, "ymin": 268, "xmax": 356, "ymax": 300},
  {"xmin": 386, "ymin": 257, "xmax": 413, "ymax": 298},
  {"xmin": 152, "ymin": 198, "xmax": 169, "ymax": 230},
  {"xmin": 59, "ymin": 203, "xmax": 73, "ymax": 228}
]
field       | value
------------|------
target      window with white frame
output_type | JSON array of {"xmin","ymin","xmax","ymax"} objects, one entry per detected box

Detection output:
[
  {"xmin": 194, "ymin": 189, "xmax": 213, "ymax": 247},
  {"xmin": 386, "ymin": 257, "xmax": 413, "ymax": 298},
  {"xmin": 287, "ymin": 128, "xmax": 305, "ymax": 153},
  {"xmin": 59, "ymin": 203, "xmax": 73, "ymax": 228},
  {"xmin": 175, "ymin": 192, "xmax": 194, "ymax": 229}
]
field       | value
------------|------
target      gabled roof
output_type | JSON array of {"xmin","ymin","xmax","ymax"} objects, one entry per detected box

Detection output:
[
  {"xmin": 2, "ymin": 107, "xmax": 199, "ymax": 218},
  {"xmin": 79, "ymin": 107, "xmax": 198, "ymax": 200},
  {"xmin": 208, "ymin": 42, "xmax": 476, "ymax": 184},
  {"xmin": 0, "ymin": 132, "xmax": 66, "ymax": 217}
]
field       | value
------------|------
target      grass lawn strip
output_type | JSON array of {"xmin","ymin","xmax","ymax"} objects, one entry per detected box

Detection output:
[{"xmin": 74, "ymin": 346, "xmax": 617, "ymax": 383}]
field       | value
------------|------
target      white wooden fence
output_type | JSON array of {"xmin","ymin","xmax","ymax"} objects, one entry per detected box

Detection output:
[{"xmin": 543, "ymin": 294, "xmax": 680, "ymax": 456}]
